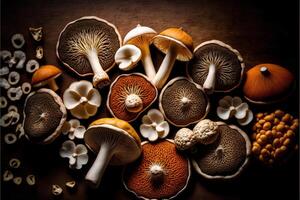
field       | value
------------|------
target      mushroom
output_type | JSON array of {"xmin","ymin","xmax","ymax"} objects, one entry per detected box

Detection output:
[
  {"xmin": 243, "ymin": 63, "xmax": 295, "ymax": 104},
  {"xmin": 11, "ymin": 33, "xmax": 25, "ymax": 49},
  {"xmin": 4, "ymin": 133, "xmax": 17, "ymax": 144},
  {"xmin": 26, "ymin": 59, "xmax": 39, "ymax": 73},
  {"xmin": 0, "ymin": 66, "xmax": 9, "ymax": 76},
  {"xmin": 12, "ymin": 50, "xmax": 26, "ymax": 69},
  {"xmin": 26, "ymin": 174, "xmax": 36, "ymax": 186},
  {"xmin": 29, "ymin": 27, "xmax": 43, "ymax": 42},
  {"xmin": 35, "ymin": 46, "xmax": 43, "ymax": 60},
  {"xmin": 16, "ymin": 123, "xmax": 25, "ymax": 138},
  {"xmin": 8, "ymin": 71, "xmax": 20, "ymax": 85},
  {"xmin": 159, "ymin": 77, "xmax": 210, "ymax": 127},
  {"xmin": 9, "ymin": 158, "xmax": 21, "ymax": 168},
  {"xmin": 174, "ymin": 128, "xmax": 195, "ymax": 151},
  {"xmin": 31, "ymin": 65, "xmax": 62, "ymax": 91},
  {"xmin": 3, "ymin": 170, "xmax": 14, "ymax": 182},
  {"xmin": 63, "ymin": 80, "xmax": 101, "ymax": 119},
  {"xmin": 192, "ymin": 122, "xmax": 251, "ymax": 179},
  {"xmin": 52, "ymin": 184, "xmax": 63, "ymax": 196},
  {"xmin": 84, "ymin": 118, "xmax": 142, "ymax": 188},
  {"xmin": 140, "ymin": 109, "xmax": 170, "ymax": 142},
  {"xmin": 187, "ymin": 40, "xmax": 245, "ymax": 94},
  {"xmin": 13, "ymin": 177, "xmax": 22, "ymax": 185},
  {"xmin": 23, "ymin": 88, "xmax": 67, "ymax": 144},
  {"xmin": 59, "ymin": 140, "xmax": 89, "ymax": 169},
  {"xmin": 0, "ymin": 96, "xmax": 8, "ymax": 108},
  {"xmin": 0, "ymin": 50, "xmax": 12, "ymax": 67},
  {"xmin": 0, "ymin": 78, "xmax": 11, "ymax": 89},
  {"xmin": 193, "ymin": 119, "xmax": 219, "ymax": 145},
  {"xmin": 107, "ymin": 73, "xmax": 157, "ymax": 122},
  {"xmin": 123, "ymin": 24, "xmax": 157, "ymax": 80},
  {"xmin": 152, "ymin": 27, "xmax": 194, "ymax": 89},
  {"xmin": 56, "ymin": 16, "xmax": 122, "ymax": 88},
  {"xmin": 21, "ymin": 82, "xmax": 32, "ymax": 94},
  {"xmin": 115, "ymin": 44, "xmax": 142, "ymax": 71},
  {"xmin": 7, "ymin": 86, "xmax": 23, "ymax": 101},
  {"xmin": 123, "ymin": 140, "xmax": 191, "ymax": 200},
  {"xmin": 0, "ymin": 110, "xmax": 19, "ymax": 127},
  {"xmin": 61, "ymin": 119, "xmax": 86, "ymax": 140},
  {"xmin": 66, "ymin": 181, "xmax": 76, "ymax": 189}
]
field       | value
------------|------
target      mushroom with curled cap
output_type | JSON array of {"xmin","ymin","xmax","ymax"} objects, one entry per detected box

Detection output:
[
  {"xmin": 107, "ymin": 73, "xmax": 157, "ymax": 122},
  {"xmin": 123, "ymin": 140, "xmax": 191, "ymax": 200},
  {"xmin": 192, "ymin": 122, "xmax": 251, "ymax": 180},
  {"xmin": 243, "ymin": 63, "xmax": 294, "ymax": 104},
  {"xmin": 123, "ymin": 24, "xmax": 157, "ymax": 80},
  {"xmin": 84, "ymin": 118, "xmax": 142, "ymax": 188},
  {"xmin": 152, "ymin": 27, "xmax": 194, "ymax": 89},
  {"xmin": 159, "ymin": 77, "xmax": 210, "ymax": 127},
  {"xmin": 23, "ymin": 88, "xmax": 67, "ymax": 144},
  {"xmin": 31, "ymin": 65, "xmax": 62, "ymax": 91},
  {"xmin": 114, "ymin": 44, "xmax": 142, "ymax": 71},
  {"xmin": 187, "ymin": 40, "xmax": 244, "ymax": 94},
  {"xmin": 56, "ymin": 16, "xmax": 122, "ymax": 88}
]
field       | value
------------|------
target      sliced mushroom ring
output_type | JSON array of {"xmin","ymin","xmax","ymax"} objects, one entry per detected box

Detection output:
[
  {"xmin": 8, "ymin": 71, "xmax": 20, "ymax": 85},
  {"xmin": 159, "ymin": 77, "xmax": 210, "ymax": 127},
  {"xmin": 7, "ymin": 86, "xmax": 23, "ymax": 101},
  {"xmin": 4, "ymin": 133, "xmax": 17, "ymax": 144},
  {"xmin": 0, "ymin": 78, "xmax": 11, "ymax": 89},
  {"xmin": 9, "ymin": 158, "xmax": 21, "ymax": 168},
  {"xmin": 0, "ymin": 96, "xmax": 8, "ymax": 108},
  {"xmin": 187, "ymin": 40, "xmax": 244, "ymax": 93},
  {"xmin": 22, "ymin": 82, "xmax": 32, "ymax": 94},
  {"xmin": 26, "ymin": 59, "xmax": 39, "ymax": 73},
  {"xmin": 11, "ymin": 33, "xmax": 25, "ymax": 49}
]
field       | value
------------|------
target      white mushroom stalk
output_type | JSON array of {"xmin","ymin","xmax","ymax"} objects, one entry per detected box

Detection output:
[
  {"xmin": 148, "ymin": 163, "xmax": 167, "ymax": 183},
  {"xmin": 123, "ymin": 24, "xmax": 157, "ymax": 80},
  {"xmin": 203, "ymin": 63, "xmax": 216, "ymax": 93}
]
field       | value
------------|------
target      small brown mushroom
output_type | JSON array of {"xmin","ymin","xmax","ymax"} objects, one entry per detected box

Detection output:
[
  {"xmin": 187, "ymin": 40, "xmax": 244, "ymax": 94},
  {"xmin": 56, "ymin": 16, "xmax": 122, "ymax": 88},
  {"xmin": 23, "ymin": 88, "xmax": 67, "ymax": 144},
  {"xmin": 159, "ymin": 77, "xmax": 210, "ymax": 127},
  {"xmin": 31, "ymin": 65, "xmax": 62, "ymax": 91}
]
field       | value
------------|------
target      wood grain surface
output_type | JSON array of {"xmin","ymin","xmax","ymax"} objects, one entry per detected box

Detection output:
[{"xmin": 1, "ymin": 0, "xmax": 299, "ymax": 199}]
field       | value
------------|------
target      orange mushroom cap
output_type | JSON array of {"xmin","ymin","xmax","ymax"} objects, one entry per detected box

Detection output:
[
  {"xmin": 31, "ymin": 65, "xmax": 62, "ymax": 86},
  {"xmin": 243, "ymin": 63, "xmax": 294, "ymax": 103}
]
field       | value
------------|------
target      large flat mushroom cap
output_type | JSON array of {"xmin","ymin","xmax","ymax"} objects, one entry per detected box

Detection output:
[
  {"xmin": 56, "ymin": 16, "xmax": 122, "ymax": 76},
  {"xmin": 187, "ymin": 40, "xmax": 244, "ymax": 92},
  {"xmin": 159, "ymin": 77, "xmax": 210, "ymax": 127},
  {"xmin": 84, "ymin": 118, "xmax": 141, "ymax": 165},
  {"xmin": 107, "ymin": 73, "xmax": 157, "ymax": 122},
  {"xmin": 192, "ymin": 123, "xmax": 251, "ymax": 179},
  {"xmin": 23, "ymin": 88, "xmax": 67, "ymax": 144},
  {"xmin": 153, "ymin": 28, "xmax": 194, "ymax": 61},
  {"xmin": 123, "ymin": 140, "xmax": 190, "ymax": 200},
  {"xmin": 243, "ymin": 63, "xmax": 294, "ymax": 104}
]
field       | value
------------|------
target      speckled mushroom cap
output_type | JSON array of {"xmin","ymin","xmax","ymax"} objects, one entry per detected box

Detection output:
[
  {"xmin": 23, "ymin": 88, "xmax": 67, "ymax": 144},
  {"xmin": 159, "ymin": 77, "xmax": 210, "ymax": 127},
  {"xmin": 123, "ymin": 140, "xmax": 191, "ymax": 200},
  {"xmin": 56, "ymin": 16, "xmax": 122, "ymax": 76},
  {"xmin": 192, "ymin": 122, "xmax": 251, "ymax": 179},
  {"xmin": 187, "ymin": 40, "xmax": 244, "ymax": 92},
  {"xmin": 107, "ymin": 73, "xmax": 157, "ymax": 122}
]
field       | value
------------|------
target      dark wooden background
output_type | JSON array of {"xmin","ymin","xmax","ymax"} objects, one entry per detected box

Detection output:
[{"xmin": 1, "ymin": 0, "xmax": 299, "ymax": 199}]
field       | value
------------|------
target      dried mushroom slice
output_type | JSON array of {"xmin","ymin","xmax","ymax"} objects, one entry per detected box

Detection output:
[
  {"xmin": 23, "ymin": 88, "xmax": 67, "ymax": 144},
  {"xmin": 56, "ymin": 16, "xmax": 122, "ymax": 88},
  {"xmin": 187, "ymin": 40, "xmax": 244, "ymax": 93},
  {"xmin": 159, "ymin": 77, "xmax": 210, "ymax": 127},
  {"xmin": 192, "ymin": 122, "xmax": 251, "ymax": 179}
]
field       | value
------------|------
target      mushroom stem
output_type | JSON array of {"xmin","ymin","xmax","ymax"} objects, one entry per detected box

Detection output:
[
  {"xmin": 85, "ymin": 142, "xmax": 113, "ymax": 187},
  {"xmin": 48, "ymin": 78, "xmax": 59, "ymax": 92},
  {"xmin": 152, "ymin": 44, "xmax": 177, "ymax": 89},
  {"xmin": 260, "ymin": 66, "xmax": 270, "ymax": 76},
  {"xmin": 141, "ymin": 45, "xmax": 156, "ymax": 80},
  {"xmin": 125, "ymin": 94, "xmax": 143, "ymax": 113},
  {"xmin": 87, "ymin": 49, "xmax": 110, "ymax": 89},
  {"xmin": 203, "ymin": 64, "xmax": 216, "ymax": 94}
]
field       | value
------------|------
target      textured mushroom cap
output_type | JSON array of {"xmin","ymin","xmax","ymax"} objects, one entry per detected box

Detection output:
[
  {"xmin": 23, "ymin": 88, "xmax": 67, "ymax": 144},
  {"xmin": 192, "ymin": 123, "xmax": 251, "ymax": 179},
  {"xmin": 56, "ymin": 16, "xmax": 122, "ymax": 76},
  {"xmin": 31, "ymin": 65, "xmax": 62, "ymax": 86},
  {"xmin": 123, "ymin": 140, "xmax": 190, "ymax": 200},
  {"xmin": 153, "ymin": 27, "xmax": 193, "ymax": 61},
  {"xmin": 187, "ymin": 40, "xmax": 244, "ymax": 92},
  {"xmin": 107, "ymin": 73, "xmax": 157, "ymax": 122},
  {"xmin": 159, "ymin": 77, "xmax": 210, "ymax": 127},
  {"xmin": 123, "ymin": 24, "xmax": 156, "ymax": 46},
  {"xmin": 174, "ymin": 128, "xmax": 196, "ymax": 150},
  {"xmin": 85, "ymin": 118, "xmax": 141, "ymax": 165},
  {"xmin": 193, "ymin": 119, "xmax": 219, "ymax": 145},
  {"xmin": 243, "ymin": 63, "xmax": 294, "ymax": 103}
]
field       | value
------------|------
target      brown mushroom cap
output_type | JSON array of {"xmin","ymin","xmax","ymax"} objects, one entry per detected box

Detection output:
[
  {"xmin": 159, "ymin": 77, "xmax": 210, "ymax": 127},
  {"xmin": 187, "ymin": 40, "xmax": 244, "ymax": 92},
  {"xmin": 107, "ymin": 73, "xmax": 157, "ymax": 122},
  {"xmin": 56, "ymin": 16, "xmax": 121, "ymax": 76},
  {"xmin": 123, "ymin": 140, "xmax": 190, "ymax": 200},
  {"xmin": 153, "ymin": 27, "xmax": 193, "ymax": 61},
  {"xmin": 23, "ymin": 88, "xmax": 67, "ymax": 144},
  {"xmin": 31, "ymin": 65, "xmax": 62, "ymax": 87},
  {"xmin": 192, "ymin": 122, "xmax": 251, "ymax": 179}
]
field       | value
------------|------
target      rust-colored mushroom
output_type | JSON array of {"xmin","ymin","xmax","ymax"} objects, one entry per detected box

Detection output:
[{"xmin": 31, "ymin": 65, "xmax": 62, "ymax": 91}]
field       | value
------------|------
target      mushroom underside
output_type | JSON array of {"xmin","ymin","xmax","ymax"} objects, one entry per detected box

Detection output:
[
  {"xmin": 57, "ymin": 18, "xmax": 120, "ymax": 75},
  {"xmin": 193, "ymin": 125, "xmax": 247, "ymax": 176},
  {"xmin": 188, "ymin": 43, "xmax": 242, "ymax": 91}
]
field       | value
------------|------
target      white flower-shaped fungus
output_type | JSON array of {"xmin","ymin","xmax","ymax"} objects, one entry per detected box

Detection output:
[{"xmin": 61, "ymin": 119, "xmax": 86, "ymax": 140}]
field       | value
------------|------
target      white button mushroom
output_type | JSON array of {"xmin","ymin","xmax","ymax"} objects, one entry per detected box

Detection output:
[{"xmin": 115, "ymin": 44, "xmax": 142, "ymax": 71}]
